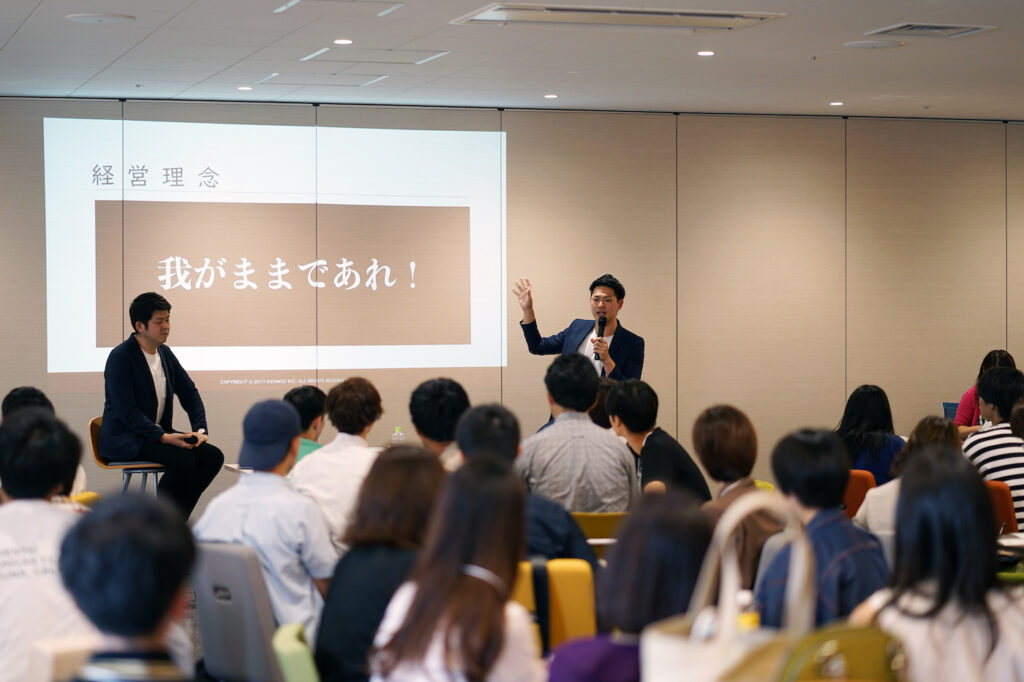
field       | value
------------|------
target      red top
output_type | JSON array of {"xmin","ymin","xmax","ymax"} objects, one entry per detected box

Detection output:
[{"xmin": 955, "ymin": 384, "xmax": 980, "ymax": 427}]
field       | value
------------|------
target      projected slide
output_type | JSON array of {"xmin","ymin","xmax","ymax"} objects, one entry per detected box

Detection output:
[{"xmin": 43, "ymin": 118, "xmax": 507, "ymax": 373}]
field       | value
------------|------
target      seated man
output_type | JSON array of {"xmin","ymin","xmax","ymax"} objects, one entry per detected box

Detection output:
[
  {"xmin": 1, "ymin": 385, "xmax": 87, "ymax": 496},
  {"xmin": 964, "ymin": 366, "xmax": 1024, "ymax": 528},
  {"xmin": 60, "ymin": 495, "xmax": 194, "ymax": 681},
  {"xmin": 290, "ymin": 378, "xmax": 383, "ymax": 553},
  {"xmin": 0, "ymin": 409, "xmax": 96, "ymax": 681},
  {"xmin": 755, "ymin": 429, "xmax": 889, "ymax": 627},
  {"xmin": 99, "ymin": 292, "xmax": 224, "ymax": 518},
  {"xmin": 409, "ymin": 378, "xmax": 470, "ymax": 471},
  {"xmin": 283, "ymin": 385, "xmax": 328, "ymax": 465},
  {"xmin": 516, "ymin": 354, "xmax": 638, "ymax": 512},
  {"xmin": 605, "ymin": 380, "xmax": 711, "ymax": 501},
  {"xmin": 193, "ymin": 400, "xmax": 337, "ymax": 643}
]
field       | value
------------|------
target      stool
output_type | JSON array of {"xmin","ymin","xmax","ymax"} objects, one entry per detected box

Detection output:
[{"xmin": 88, "ymin": 417, "xmax": 165, "ymax": 495}]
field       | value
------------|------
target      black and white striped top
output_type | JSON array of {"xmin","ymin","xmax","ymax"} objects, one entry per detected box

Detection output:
[{"xmin": 963, "ymin": 422, "xmax": 1024, "ymax": 528}]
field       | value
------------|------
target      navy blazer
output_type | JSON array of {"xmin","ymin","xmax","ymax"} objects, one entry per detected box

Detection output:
[
  {"xmin": 520, "ymin": 318, "xmax": 645, "ymax": 380},
  {"xmin": 99, "ymin": 334, "xmax": 208, "ymax": 460}
]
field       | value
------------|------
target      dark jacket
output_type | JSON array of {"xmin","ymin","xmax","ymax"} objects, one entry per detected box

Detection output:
[
  {"xmin": 99, "ymin": 334, "xmax": 207, "ymax": 460},
  {"xmin": 520, "ymin": 318, "xmax": 645, "ymax": 380}
]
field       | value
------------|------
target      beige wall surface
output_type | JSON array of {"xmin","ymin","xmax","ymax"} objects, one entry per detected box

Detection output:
[
  {"xmin": 677, "ymin": 115, "xmax": 847, "ymax": 484},
  {"xmin": 1008, "ymin": 124, "xmax": 1024, "ymax": 356},
  {"xmin": 846, "ymin": 119, "xmax": 1007, "ymax": 436}
]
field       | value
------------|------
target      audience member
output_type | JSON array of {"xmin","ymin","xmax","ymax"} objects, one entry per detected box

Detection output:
[
  {"xmin": 692, "ymin": 405, "xmax": 781, "ymax": 589},
  {"xmin": 291, "ymin": 378, "xmax": 384, "ymax": 552},
  {"xmin": 755, "ymin": 429, "xmax": 888, "ymax": 627},
  {"xmin": 1, "ymin": 385, "xmax": 87, "ymax": 496},
  {"xmin": 587, "ymin": 377, "xmax": 615, "ymax": 429},
  {"xmin": 956, "ymin": 349, "xmax": 1015, "ymax": 439},
  {"xmin": 853, "ymin": 416, "xmax": 960, "ymax": 534},
  {"xmin": 0, "ymin": 409, "xmax": 96, "ymax": 681},
  {"xmin": 836, "ymin": 385, "xmax": 903, "ymax": 486},
  {"xmin": 456, "ymin": 404, "xmax": 597, "ymax": 571},
  {"xmin": 60, "ymin": 495, "xmax": 195, "ymax": 681},
  {"xmin": 516, "ymin": 354, "xmax": 638, "ymax": 512},
  {"xmin": 963, "ymin": 366, "xmax": 1024, "ymax": 528},
  {"xmin": 850, "ymin": 447, "xmax": 1024, "ymax": 681},
  {"xmin": 316, "ymin": 446, "xmax": 445, "ymax": 682},
  {"xmin": 99, "ymin": 292, "xmax": 224, "ymax": 518},
  {"xmin": 370, "ymin": 457, "xmax": 543, "ymax": 681},
  {"xmin": 193, "ymin": 400, "xmax": 337, "ymax": 642},
  {"xmin": 283, "ymin": 385, "xmax": 328, "ymax": 464},
  {"xmin": 548, "ymin": 492, "xmax": 712, "ymax": 682},
  {"xmin": 606, "ymin": 380, "xmax": 710, "ymax": 501},
  {"xmin": 408, "ymin": 378, "xmax": 470, "ymax": 471}
]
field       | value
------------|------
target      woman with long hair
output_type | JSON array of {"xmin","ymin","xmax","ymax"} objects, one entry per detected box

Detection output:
[
  {"xmin": 836, "ymin": 385, "xmax": 903, "ymax": 486},
  {"xmin": 315, "ymin": 445, "xmax": 446, "ymax": 682},
  {"xmin": 851, "ymin": 447, "xmax": 1024, "ymax": 680},
  {"xmin": 956, "ymin": 349, "xmax": 1015, "ymax": 439},
  {"xmin": 370, "ymin": 456, "xmax": 543, "ymax": 682},
  {"xmin": 853, "ymin": 416, "xmax": 960, "ymax": 534}
]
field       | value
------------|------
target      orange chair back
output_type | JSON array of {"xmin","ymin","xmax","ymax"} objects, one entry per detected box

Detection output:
[
  {"xmin": 843, "ymin": 469, "xmax": 876, "ymax": 519},
  {"xmin": 985, "ymin": 480, "xmax": 1019, "ymax": 534}
]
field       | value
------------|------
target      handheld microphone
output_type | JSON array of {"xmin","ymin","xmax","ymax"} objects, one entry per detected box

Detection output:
[{"xmin": 594, "ymin": 316, "xmax": 607, "ymax": 361}]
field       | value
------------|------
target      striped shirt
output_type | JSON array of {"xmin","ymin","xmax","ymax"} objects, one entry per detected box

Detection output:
[{"xmin": 963, "ymin": 422, "xmax": 1024, "ymax": 527}]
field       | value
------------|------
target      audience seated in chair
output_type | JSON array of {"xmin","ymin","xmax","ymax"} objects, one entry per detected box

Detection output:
[
  {"xmin": 370, "ymin": 457, "xmax": 544, "ymax": 682},
  {"xmin": 59, "ymin": 495, "xmax": 194, "ymax": 681},
  {"xmin": 963, "ymin": 367, "xmax": 1024, "ymax": 529},
  {"xmin": 836, "ymin": 385, "xmax": 904, "ymax": 486},
  {"xmin": 0, "ymin": 409, "xmax": 97, "ymax": 682},
  {"xmin": 516, "ymin": 354, "xmax": 638, "ymax": 512},
  {"xmin": 548, "ymin": 492, "xmax": 711, "ymax": 682},
  {"xmin": 606, "ymin": 380, "xmax": 710, "ymax": 502},
  {"xmin": 755, "ymin": 429, "xmax": 888, "ymax": 627},
  {"xmin": 2, "ymin": 385, "xmax": 88, "ymax": 497},
  {"xmin": 457, "ymin": 404, "xmax": 598, "ymax": 572},
  {"xmin": 956, "ymin": 349, "xmax": 1015, "ymax": 440},
  {"xmin": 283, "ymin": 385, "xmax": 328, "ymax": 466},
  {"xmin": 850, "ymin": 446, "xmax": 1024, "ymax": 681},
  {"xmin": 290, "ymin": 378, "xmax": 384, "ymax": 553},
  {"xmin": 408, "ymin": 378, "xmax": 470, "ymax": 472},
  {"xmin": 692, "ymin": 404, "xmax": 782, "ymax": 589},
  {"xmin": 193, "ymin": 400, "xmax": 338, "ymax": 643},
  {"xmin": 853, "ymin": 416, "xmax": 960, "ymax": 534},
  {"xmin": 315, "ymin": 445, "xmax": 445, "ymax": 682}
]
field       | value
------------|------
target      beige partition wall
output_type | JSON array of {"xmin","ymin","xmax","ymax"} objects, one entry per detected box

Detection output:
[
  {"xmin": 1008, "ymin": 124, "xmax": 1024, "ymax": 355},
  {"xmin": 676, "ymin": 115, "xmax": 847, "ymax": 483},
  {"xmin": 846, "ymin": 119, "xmax": 1007, "ymax": 434},
  {"xmin": 502, "ymin": 110, "xmax": 677, "ymax": 434}
]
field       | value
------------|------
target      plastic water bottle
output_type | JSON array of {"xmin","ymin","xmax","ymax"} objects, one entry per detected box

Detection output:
[{"xmin": 391, "ymin": 426, "xmax": 405, "ymax": 445}]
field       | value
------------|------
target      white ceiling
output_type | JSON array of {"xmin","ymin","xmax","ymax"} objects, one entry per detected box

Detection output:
[{"xmin": 2, "ymin": 0, "xmax": 1023, "ymax": 119}]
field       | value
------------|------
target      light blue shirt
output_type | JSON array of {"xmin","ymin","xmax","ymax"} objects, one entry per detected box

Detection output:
[{"xmin": 193, "ymin": 472, "xmax": 338, "ymax": 642}]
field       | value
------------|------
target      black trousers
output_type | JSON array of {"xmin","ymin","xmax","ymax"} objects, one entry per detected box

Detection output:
[{"xmin": 136, "ymin": 440, "xmax": 224, "ymax": 519}]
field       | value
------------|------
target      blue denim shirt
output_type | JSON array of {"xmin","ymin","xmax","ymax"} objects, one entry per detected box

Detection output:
[{"xmin": 755, "ymin": 508, "xmax": 889, "ymax": 627}]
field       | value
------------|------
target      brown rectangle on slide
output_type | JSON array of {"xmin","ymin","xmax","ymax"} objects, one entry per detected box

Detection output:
[{"xmin": 95, "ymin": 201, "xmax": 470, "ymax": 347}]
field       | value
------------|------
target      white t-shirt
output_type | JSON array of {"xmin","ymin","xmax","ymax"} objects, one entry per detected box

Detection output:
[
  {"xmin": 576, "ymin": 329, "xmax": 613, "ymax": 376},
  {"xmin": 143, "ymin": 348, "xmax": 167, "ymax": 423}
]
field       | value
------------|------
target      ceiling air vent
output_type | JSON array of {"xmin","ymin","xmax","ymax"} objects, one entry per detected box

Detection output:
[
  {"xmin": 866, "ymin": 22, "xmax": 995, "ymax": 39},
  {"xmin": 452, "ymin": 4, "xmax": 787, "ymax": 31}
]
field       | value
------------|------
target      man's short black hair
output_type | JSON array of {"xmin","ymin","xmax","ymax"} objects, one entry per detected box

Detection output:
[
  {"xmin": 283, "ymin": 385, "xmax": 327, "ymax": 431},
  {"xmin": 0, "ymin": 408, "xmax": 80, "ymax": 499},
  {"xmin": 409, "ymin": 378, "xmax": 470, "ymax": 443},
  {"xmin": 589, "ymin": 274, "xmax": 625, "ymax": 300},
  {"xmin": 60, "ymin": 495, "xmax": 195, "ymax": 637},
  {"xmin": 545, "ymin": 353, "xmax": 600, "ymax": 412},
  {"xmin": 771, "ymin": 429, "xmax": 850, "ymax": 509},
  {"xmin": 605, "ymin": 380, "xmax": 658, "ymax": 433},
  {"xmin": 455, "ymin": 404, "xmax": 520, "ymax": 462},
  {"xmin": 1, "ymin": 386, "xmax": 54, "ymax": 420},
  {"xmin": 129, "ymin": 292, "xmax": 171, "ymax": 330},
  {"xmin": 977, "ymin": 366, "xmax": 1024, "ymax": 421}
]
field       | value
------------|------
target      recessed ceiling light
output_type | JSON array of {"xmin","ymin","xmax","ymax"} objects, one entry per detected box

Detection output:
[
  {"xmin": 843, "ymin": 39, "xmax": 905, "ymax": 49},
  {"xmin": 66, "ymin": 13, "xmax": 136, "ymax": 24},
  {"xmin": 829, "ymin": 101, "xmax": 844, "ymax": 106},
  {"xmin": 300, "ymin": 47, "xmax": 330, "ymax": 62},
  {"xmin": 238, "ymin": 86, "xmax": 253, "ymax": 91},
  {"xmin": 334, "ymin": 38, "xmax": 353, "ymax": 45},
  {"xmin": 544, "ymin": 94, "xmax": 558, "ymax": 99},
  {"xmin": 697, "ymin": 50, "xmax": 715, "ymax": 56}
]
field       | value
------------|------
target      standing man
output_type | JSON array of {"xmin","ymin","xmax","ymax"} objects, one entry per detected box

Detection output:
[
  {"xmin": 99, "ymin": 292, "xmax": 223, "ymax": 518},
  {"xmin": 512, "ymin": 274, "xmax": 644, "ymax": 380}
]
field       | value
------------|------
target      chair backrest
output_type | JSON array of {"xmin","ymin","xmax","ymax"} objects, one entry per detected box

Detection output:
[
  {"xmin": 546, "ymin": 558, "xmax": 596, "ymax": 649},
  {"xmin": 842, "ymin": 469, "xmax": 877, "ymax": 519},
  {"xmin": 985, "ymin": 480, "xmax": 1019, "ymax": 534},
  {"xmin": 570, "ymin": 511, "xmax": 627, "ymax": 540},
  {"xmin": 753, "ymin": 479, "xmax": 775, "ymax": 492},
  {"xmin": 942, "ymin": 401, "xmax": 959, "ymax": 420},
  {"xmin": 193, "ymin": 542, "xmax": 284, "ymax": 682},
  {"xmin": 87, "ymin": 417, "xmax": 106, "ymax": 467},
  {"xmin": 272, "ymin": 623, "xmax": 320, "ymax": 682}
]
